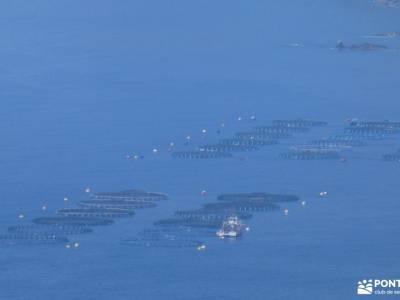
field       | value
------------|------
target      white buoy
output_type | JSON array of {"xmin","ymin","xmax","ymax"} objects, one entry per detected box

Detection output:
[
  {"xmin": 85, "ymin": 188, "xmax": 91, "ymax": 193},
  {"xmin": 65, "ymin": 244, "xmax": 71, "ymax": 249},
  {"xmin": 133, "ymin": 155, "xmax": 140, "ymax": 160},
  {"xmin": 319, "ymin": 191, "xmax": 328, "ymax": 197},
  {"xmin": 284, "ymin": 209, "xmax": 289, "ymax": 216},
  {"xmin": 245, "ymin": 227, "xmax": 250, "ymax": 231},
  {"xmin": 201, "ymin": 129, "xmax": 207, "ymax": 134},
  {"xmin": 18, "ymin": 213, "xmax": 25, "ymax": 219},
  {"xmin": 152, "ymin": 148, "xmax": 158, "ymax": 154},
  {"xmin": 169, "ymin": 142, "xmax": 175, "ymax": 147},
  {"xmin": 250, "ymin": 115, "xmax": 256, "ymax": 121},
  {"xmin": 186, "ymin": 135, "xmax": 191, "ymax": 140},
  {"xmin": 41, "ymin": 205, "xmax": 47, "ymax": 211},
  {"xmin": 64, "ymin": 197, "xmax": 69, "ymax": 202},
  {"xmin": 237, "ymin": 116, "xmax": 242, "ymax": 121},
  {"xmin": 201, "ymin": 190, "xmax": 207, "ymax": 196},
  {"xmin": 301, "ymin": 201, "xmax": 306, "ymax": 206},
  {"xmin": 197, "ymin": 244, "xmax": 206, "ymax": 251},
  {"xmin": 73, "ymin": 242, "xmax": 80, "ymax": 248}
]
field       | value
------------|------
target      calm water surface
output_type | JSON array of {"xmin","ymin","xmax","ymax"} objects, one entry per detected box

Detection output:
[{"xmin": 0, "ymin": 1, "xmax": 399, "ymax": 299}]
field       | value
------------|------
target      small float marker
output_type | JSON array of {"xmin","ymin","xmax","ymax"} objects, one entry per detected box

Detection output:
[
  {"xmin": 197, "ymin": 244, "xmax": 206, "ymax": 251},
  {"xmin": 301, "ymin": 201, "xmax": 306, "ymax": 206},
  {"xmin": 85, "ymin": 188, "xmax": 91, "ymax": 193},
  {"xmin": 63, "ymin": 197, "xmax": 69, "ymax": 202},
  {"xmin": 152, "ymin": 148, "xmax": 159, "ymax": 154},
  {"xmin": 65, "ymin": 244, "xmax": 71, "ymax": 249},
  {"xmin": 221, "ymin": 123, "xmax": 225, "ymax": 128},
  {"xmin": 319, "ymin": 191, "xmax": 328, "ymax": 197},
  {"xmin": 201, "ymin": 190, "xmax": 208, "ymax": 196},
  {"xmin": 284, "ymin": 209, "xmax": 289, "ymax": 216},
  {"xmin": 201, "ymin": 129, "xmax": 207, "ymax": 134},
  {"xmin": 41, "ymin": 205, "xmax": 47, "ymax": 211},
  {"xmin": 17, "ymin": 213, "xmax": 25, "ymax": 219},
  {"xmin": 186, "ymin": 135, "xmax": 191, "ymax": 140},
  {"xmin": 169, "ymin": 142, "xmax": 175, "ymax": 147},
  {"xmin": 237, "ymin": 116, "xmax": 242, "ymax": 121},
  {"xmin": 250, "ymin": 115, "xmax": 256, "ymax": 121},
  {"xmin": 73, "ymin": 242, "xmax": 80, "ymax": 248}
]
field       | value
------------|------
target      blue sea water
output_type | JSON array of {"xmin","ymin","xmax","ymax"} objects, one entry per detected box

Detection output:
[{"xmin": 0, "ymin": 1, "xmax": 399, "ymax": 299}]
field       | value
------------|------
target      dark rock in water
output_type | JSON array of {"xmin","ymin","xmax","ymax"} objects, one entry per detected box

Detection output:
[
  {"xmin": 217, "ymin": 192, "xmax": 299, "ymax": 203},
  {"xmin": 7, "ymin": 224, "xmax": 93, "ymax": 235},
  {"xmin": 235, "ymin": 132, "xmax": 292, "ymax": 139},
  {"xmin": 253, "ymin": 126, "xmax": 309, "ymax": 134},
  {"xmin": 280, "ymin": 149, "xmax": 340, "ymax": 160},
  {"xmin": 272, "ymin": 119, "xmax": 327, "ymax": 128},
  {"xmin": 57, "ymin": 208, "xmax": 134, "ymax": 218},
  {"xmin": 218, "ymin": 138, "xmax": 277, "ymax": 146},
  {"xmin": 32, "ymin": 217, "xmax": 114, "ymax": 226},
  {"xmin": 198, "ymin": 144, "xmax": 259, "ymax": 152},
  {"xmin": 79, "ymin": 199, "xmax": 157, "ymax": 210},
  {"xmin": 336, "ymin": 41, "xmax": 388, "ymax": 50},
  {"xmin": 92, "ymin": 189, "xmax": 167, "ymax": 201},
  {"xmin": 171, "ymin": 150, "xmax": 233, "ymax": 159},
  {"xmin": 0, "ymin": 233, "xmax": 68, "ymax": 246}
]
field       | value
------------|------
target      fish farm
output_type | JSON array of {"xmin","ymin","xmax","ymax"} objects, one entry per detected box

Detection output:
[
  {"xmin": 7, "ymin": 224, "xmax": 93, "ymax": 235},
  {"xmin": 79, "ymin": 199, "xmax": 157, "ymax": 210},
  {"xmin": 217, "ymin": 192, "xmax": 300, "ymax": 203},
  {"xmin": 272, "ymin": 119, "xmax": 328, "ymax": 128},
  {"xmin": 0, "ymin": 234, "xmax": 69, "ymax": 246},
  {"xmin": 174, "ymin": 209, "xmax": 253, "ymax": 220},
  {"xmin": 57, "ymin": 208, "xmax": 135, "ymax": 218},
  {"xmin": 32, "ymin": 217, "xmax": 115, "ymax": 226},
  {"xmin": 171, "ymin": 150, "xmax": 233, "ymax": 159},
  {"xmin": 349, "ymin": 120, "xmax": 400, "ymax": 129},
  {"xmin": 154, "ymin": 218, "xmax": 223, "ymax": 228},
  {"xmin": 124, "ymin": 191, "xmax": 296, "ymax": 248},
  {"xmin": 307, "ymin": 139, "xmax": 364, "ymax": 148},
  {"xmin": 345, "ymin": 127, "xmax": 398, "ymax": 135},
  {"xmin": 202, "ymin": 201, "xmax": 280, "ymax": 212},
  {"xmin": 382, "ymin": 149, "xmax": 400, "ymax": 161},
  {"xmin": 235, "ymin": 132, "xmax": 292, "ymax": 139},
  {"xmin": 336, "ymin": 41, "xmax": 388, "ymax": 50},
  {"xmin": 218, "ymin": 138, "xmax": 278, "ymax": 146},
  {"xmin": 121, "ymin": 228, "xmax": 205, "ymax": 248},
  {"xmin": 198, "ymin": 144, "xmax": 260, "ymax": 152},
  {"xmin": 329, "ymin": 134, "xmax": 388, "ymax": 141},
  {"xmin": 253, "ymin": 126, "xmax": 310, "ymax": 134},
  {"xmin": 91, "ymin": 189, "xmax": 168, "ymax": 201},
  {"xmin": 280, "ymin": 149, "xmax": 341, "ymax": 160},
  {"xmin": 0, "ymin": 187, "xmax": 167, "ymax": 247}
]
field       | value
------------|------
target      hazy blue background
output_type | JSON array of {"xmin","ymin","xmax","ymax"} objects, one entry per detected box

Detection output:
[{"xmin": 0, "ymin": 1, "xmax": 399, "ymax": 299}]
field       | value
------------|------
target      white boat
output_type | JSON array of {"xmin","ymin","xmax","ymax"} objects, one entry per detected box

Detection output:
[{"xmin": 216, "ymin": 216, "xmax": 245, "ymax": 238}]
